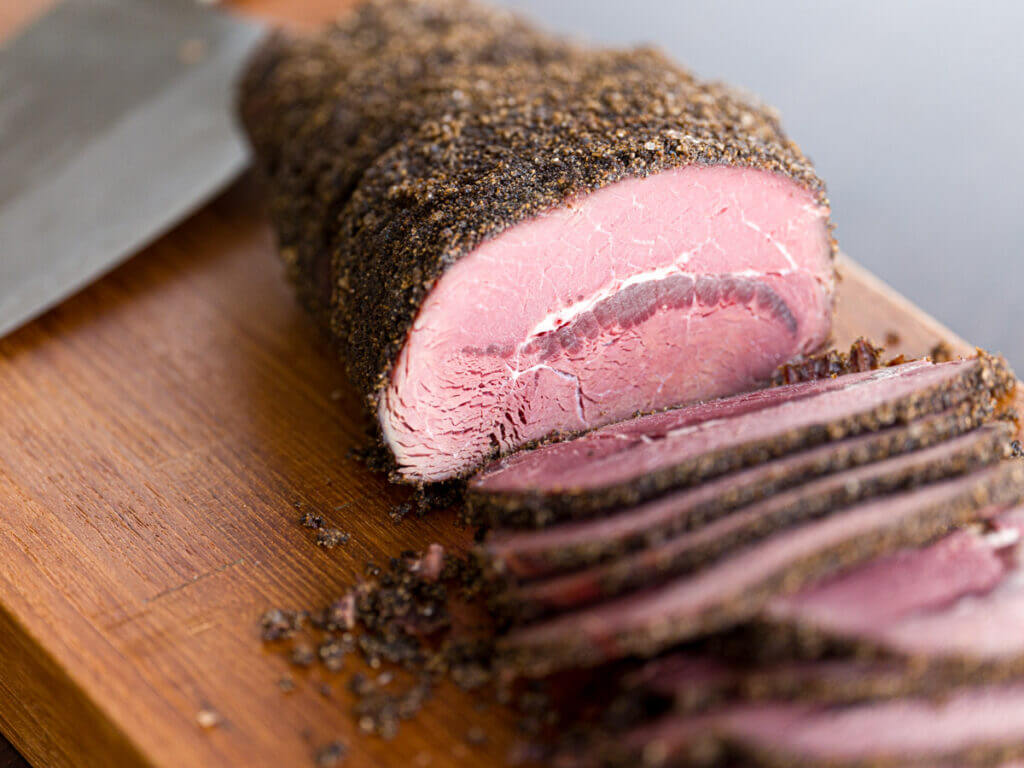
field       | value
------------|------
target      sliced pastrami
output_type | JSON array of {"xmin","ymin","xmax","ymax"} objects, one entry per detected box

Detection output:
[
  {"xmin": 469, "ymin": 354, "xmax": 1015, "ymax": 527},
  {"xmin": 764, "ymin": 506, "xmax": 1024, "ymax": 666},
  {"xmin": 497, "ymin": 423, "xmax": 1013, "ymax": 619},
  {"xmin": 621, "ymin": 683, "xmax": 1024, "ymax": 767},
  {"xmin": 482, "ymin": 407, "xmax": 1004, "ymax": 580},
  {"xmin": 498, "ymin": 462, "xmax": 1024, "ymax": 677}
]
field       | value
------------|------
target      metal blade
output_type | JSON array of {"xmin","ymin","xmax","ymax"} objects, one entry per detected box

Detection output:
[{"xmin": 0, "ymin": 0, "xmax": 265, "ymax": 338}]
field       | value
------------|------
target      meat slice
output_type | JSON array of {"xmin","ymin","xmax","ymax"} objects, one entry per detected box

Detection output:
[
  {"xmin": 482, "ymin": 407, "xmax": 1004, "ymax": 580},
  {"xmin": 470, "ymin": 354, "xmax": 1015, "ymax": 526},
  {"xmin": 620, "ymin": 683, "xmax": 1024, "ymax": 768},
  {"xmin": 762, "ymin": 506, "xmax": 1024, "ymax": 666},
  {"xmin": 627, "ymin": 653, "xmax": 946, "ymax": 714},
  {"xmin": 496, "ymin": 423, "xmax": 1013, "ymax": 619},
  {"xmin": 497, "ymin": 462, "xmax": 1024, "ymax": 676},
  {"xmin": 239, "ymin": 0, "xmax": 836, "ymax": 483}
]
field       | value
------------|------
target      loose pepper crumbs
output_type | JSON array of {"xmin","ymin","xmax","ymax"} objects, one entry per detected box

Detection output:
[
  {"xmin": 297, "ymin": 506, "xmax": 352, "ymax": 549},
  {"xmin": 259, "ymin": 545, "xmax": 527, "ymax": 761},
  {"xmin": 314, "ymin": 740, "xmax": 348, "ymax": 767},
  {"xmin": 771, "ymin": 337, "xmax": 888, "ymax": 386}
]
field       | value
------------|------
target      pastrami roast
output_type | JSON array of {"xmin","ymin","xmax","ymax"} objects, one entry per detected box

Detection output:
[
  {"xmin": 238, "ymin": 0, "xmax": 836, "ymax": 482},
  {"xmin": 498, "ymin": 462, "xmax": 1024, "ymax": 676},
  {"xmin": 497, "ymin": 423, "xmax": 1013, "ymax": 618},
  {"xmin": 470, "ymin": 354, "xmax": 1015, "ymax": 526}
]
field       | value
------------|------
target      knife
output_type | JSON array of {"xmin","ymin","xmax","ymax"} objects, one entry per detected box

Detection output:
[{"xmin": 0, "ymin": 0, "xmax": 265, "ymax": 339}]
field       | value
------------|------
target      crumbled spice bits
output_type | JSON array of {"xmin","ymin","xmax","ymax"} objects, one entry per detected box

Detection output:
[
  {"xmin": 354, "ymin": 574, "xmax": 449, "ymax": 668},
  {"xmin": 238, "ymin": 0, "xmax": 832, "ymax": 429},
  {"xmin": 513, "ymin": 686, "xmax": 558, "ymax": 738},
  {"xmin": 313, "ymin": 593, "xmax": 357, "ymax": 632},
  {"xmin": 316, "ymin": 528, "xmax": 351, "ymax": 548},
  {"xmin": 930, "ymin": 340, "xmax": 956, "ymax": 363},
  {"xmin": 319, "ymin": 634, "xmax": 353, "ymax": 672},
  {"xmin": 301, "ymin": 511, "xmax": 326, "ymax": 530},
  {"xmin": 261, "ymin": 545, "xmax": 504, "ymax": 742},
  {"xmin": 771, "ymin": 337, "xmax": 887, "ymax": 386},
  {"xmin": 314, "ymin": 740, "xmax": 348, "ymax": 767},
  {"xmin": 290, "ymin": 642, "xmax": 317, "ymax": 667},
  {"xmin": 354, "ymin": 676, "xmax": 434, "ymax": 740},
  {"xmin": 260, "ymin": 608, "xmax": 307, "ymax": 642},
  {"xmin": 388, "ymin": 503, "xmax": 412, "ymax": 524}
]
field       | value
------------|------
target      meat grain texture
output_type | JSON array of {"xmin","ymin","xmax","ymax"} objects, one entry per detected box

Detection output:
[{"xmin": 239, "ymin": 0, "xmax": 836, "ymax": 482}]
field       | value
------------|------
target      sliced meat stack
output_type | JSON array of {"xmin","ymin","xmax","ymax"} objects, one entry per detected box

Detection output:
[
  {"xmin": 468, "ymin": 353, "xmax": 1009, "ymax": 525},
  {"xmin": 239, "ymin": 0, "xmax": 836, "ymax": 483},
  {"xmin": 500, "ymin": 424, "xmax": 1015, "ymax": 621},
  {"xmin": 500, "ymin": 463, "xmax": 1024, "ymax": 676},
  {"xmin": 464, "ymin": 345, "xmax": 1024, "ymax": 765}
]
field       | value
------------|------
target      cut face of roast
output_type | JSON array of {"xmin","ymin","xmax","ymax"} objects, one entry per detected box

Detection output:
[
  {"xmin": 498, "ymin": 424, "xmax": 1012, "ymax": 618},
  {"xmin": 481, "ymin": 407, "xmax": 1001, "ymax": 580},
  {"xmin": 469, "ymin": 355, "xmax": 1015, "ymax": 526},
  {"xmin": 624, "ymin": 683, "xmax": 1024, "ymax": 768},
  {"xmin": 497, "ymin": 462, "xmax": 1024, "ymax": 677},
  {"xmin": 380, "ymin": 165, "xmax": 834, "ymax": 482}
]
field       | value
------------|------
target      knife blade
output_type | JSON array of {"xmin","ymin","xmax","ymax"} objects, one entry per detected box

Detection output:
[{"xmin": 0, "ymin": 0, "xmax": 265, "ymax": 338}]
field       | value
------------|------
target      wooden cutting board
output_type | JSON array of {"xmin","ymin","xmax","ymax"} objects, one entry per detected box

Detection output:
[{"xmin": 0, "ymin": 2, "xmax": 988, "ymax": 767}]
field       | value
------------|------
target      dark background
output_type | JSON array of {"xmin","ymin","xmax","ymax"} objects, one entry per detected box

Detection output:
[{"xmin": 501, "ymin": 0, "xmax": 1023, "ymax": 367}]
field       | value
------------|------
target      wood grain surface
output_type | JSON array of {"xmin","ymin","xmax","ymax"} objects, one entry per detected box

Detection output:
[{"xmin": 0, "ymin": 2, "xmax": 995, "ymax": 768}]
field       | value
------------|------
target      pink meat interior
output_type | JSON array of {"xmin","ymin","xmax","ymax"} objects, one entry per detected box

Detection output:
[{"xmin": 380, "ymin": 165, "xmax": 833, "ymax": 481}]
